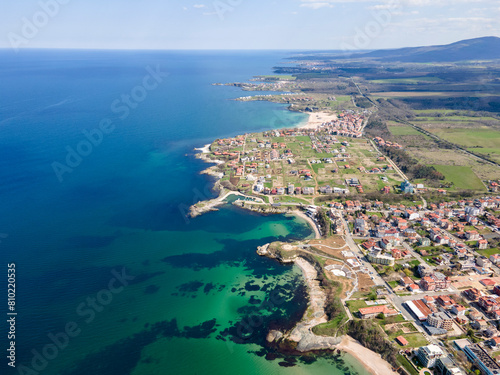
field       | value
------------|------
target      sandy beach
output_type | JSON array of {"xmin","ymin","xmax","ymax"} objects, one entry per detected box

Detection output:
[
  {"xmin": 299, "ymin": 111, "xmax": 337, "ymax": 130},
  {"xmin": 292, "ymin": 210, "xmax": 321, "ymax": 239},
  {"xmin": 337, "ymin": 336, "xmax": 398, "ymax": 375}
]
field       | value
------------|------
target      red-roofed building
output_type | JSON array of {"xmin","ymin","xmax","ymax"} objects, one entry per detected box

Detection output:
[
  {"xmin": 358, "ymin": 305, "xmax": 398, "ymax": 319},
  {"xmin": 480, "ymin": 279, "xmax": 496, "ymax": 287},
  {"xmin": 464, "ymin": 288, "xmax": 481, "ymax": 301},
  {"xmin": 396, "ymin": 336, "xmax": 409, "ymax": 346}
]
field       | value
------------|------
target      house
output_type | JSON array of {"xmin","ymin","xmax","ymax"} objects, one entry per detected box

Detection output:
[
  {"xmin": 477, "ymin": 257, "xmax": 492, "ymax": 268},
  {"xmin": 436, "ymin": 295, "xmax": 455, "ymax": 308},
  {"xmin": 465, "ymin": 230, "xmax": 480, "ymax": 241},
  {"xmin": 409, "ymin": 284, "xmax": 420, "ymax": 292},
  {"xmin": 395, "ymin": 336, "xmax": 409, "ymax": 346},
  {"xmin": 400, "ymin": 276, "xmax": 414, "ymax": 287},
  {"xmin": 354, "ymin": 218, "xmax": 367, "ymax": 235},
  {"xmin": 381, "ymin": 186, "xmax": 391, "ymax": 194},
  {"xmin": 400, "ymin": 180, "xmax": 414, "ymax": 194},
  {"xmin": 478, "ymin": 296, "xmax": 499, "ymax": 313},
  {"xmin": 419, "ymin": 237, "xmax": 431, "ymax": 247},
  {"xmin": 361, "ymin": 240, "xmax": 377, "ymax": 251},
  {"xmin": 319, "ymin": 185, "xmax": 333, "ymax": 194},
  {"xmin": 468, "ymin": 309, "xmax": 483, "ymax": 321},
  {"xmin": 418, "ymin": 264, "xmax": 433, "ymax": 277},
  {"xmin": 471, "ymin": 319, "xmax": 488, "ymax": 330},
  {"xmin": 490, "ymin": 254, "xmax": 500, "ymax": 264},
  {"xmin": 478, "ymin": 239, "xmax": 488, "ymax": 250},
  {"xmin": 391, "ymin": 249, "xmax": 402, "ymax": 259},
  {"xmin": 358, "ymin": 305, "xmax": 398, "ymax": 319},
  {"xmin": 302, "ymin": 187, "xmax": 314, "ymax": 195},
  {"xmin": 464, "ymin": 288, "xmax": 482, "ymax": 301},
  {"xmin": 379, "ymin": 238, "xmax": 393, "ymax": 250},
  {"xmin": 405, "ymin": 210, "xmax": 420, "ymax": 220},
  {"xmin": 485, "ymin": 326, "xmax": 498, "ymax": 338},
  {"xmin": 488, "ymin": 337, "xmax": 500, "ymax": 349},
  {"xmin": 452, "ymin": 304, "xmax": 466, "ymax": 316},
  {"xmin": 494, "ymin": 285, "xmax": 500, "ymax": 296}
]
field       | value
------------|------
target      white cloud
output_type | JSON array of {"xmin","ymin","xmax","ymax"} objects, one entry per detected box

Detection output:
[{"xmin": 193, "ymin": 4, "xmax": 206, "ymax": 8}]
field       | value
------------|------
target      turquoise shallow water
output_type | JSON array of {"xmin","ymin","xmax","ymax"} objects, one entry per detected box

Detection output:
[{"xmin": 0, "ymin": 49, "xmax": 368, "ymax": 375}]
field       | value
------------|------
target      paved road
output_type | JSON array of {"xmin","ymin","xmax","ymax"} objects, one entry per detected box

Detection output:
[{"xmin": 338, "ymin": 213, "xmax": 388, "ymax": 288}]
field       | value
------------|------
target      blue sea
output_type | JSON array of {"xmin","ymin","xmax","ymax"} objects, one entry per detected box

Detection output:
[{"xmin": 0, "ymin": 49, "xmax": 368, "ymax": 375}]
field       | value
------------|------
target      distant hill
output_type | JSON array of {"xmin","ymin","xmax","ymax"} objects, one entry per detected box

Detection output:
[{"xmin": 353, "ymin": 36, "xmax": 500, "ymax": 62}]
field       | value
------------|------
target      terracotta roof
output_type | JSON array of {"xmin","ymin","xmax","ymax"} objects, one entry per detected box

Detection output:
[{"xmin": 396, "ymin": 336, "xmax": 409, "ymax": 346}]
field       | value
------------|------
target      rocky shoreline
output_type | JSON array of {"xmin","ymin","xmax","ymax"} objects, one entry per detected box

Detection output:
[
  {"xmin": 257, "ymin": 244, "xmax": 343, "ymax": 352},
  {"xmin": 257, "ymin": 244, "xmax": 398, "ymax": 375}
]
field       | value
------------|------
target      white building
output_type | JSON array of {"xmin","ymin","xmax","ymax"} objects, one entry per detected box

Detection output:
[{"xmin": 417, "ymin": 344, "xmax": 445, "ymax": 368}]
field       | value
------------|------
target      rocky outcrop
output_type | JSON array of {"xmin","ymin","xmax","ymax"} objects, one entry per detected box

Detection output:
[
  {"xmin": 257, "ymin": 246, "xmax": 347, "ymax": 353},
  {"xmin": 266, "ymin": 330, "xmax": 283, "ymax": 343}
]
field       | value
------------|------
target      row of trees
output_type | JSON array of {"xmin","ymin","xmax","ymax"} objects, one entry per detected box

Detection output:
[
  {"xmin": 380, "ymin": 145, "xmax": 445, "ymax": 181},
  {"xmin": 315, "ymin": 209, "xmax": 331, "ymax": 237}
]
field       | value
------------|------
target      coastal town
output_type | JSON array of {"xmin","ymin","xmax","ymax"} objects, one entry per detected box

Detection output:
[{"xmin": 193, "ymin": 108, "xmax": 500, "ymax": 375}]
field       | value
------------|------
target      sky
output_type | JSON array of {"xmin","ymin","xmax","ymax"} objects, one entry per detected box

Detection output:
[{"xmin": 1, "ymin": 0, "xmax": 499, "ymax": 50}]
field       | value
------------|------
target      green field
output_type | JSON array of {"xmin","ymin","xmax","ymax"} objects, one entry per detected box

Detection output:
[
  {"xmin": 430, "ymin": 128, "xmax": 500, "ymax": 154},
  {"xmin": 346, "ymin": 300, "xmax": 368, "ymax": 315},
  {"xmin": 416, "ymin": 116, "xmax": 499, "ymax": 122},
  {"xmin": 311, "ymin": 163, "xmax": 325, "ymax": 174},
  {"xmin": 478, "ymin": 248, "xmax": 500, "ymax": 257},
  {"xmin": 370, "ymin": 77, "xmax": 442, "ymax": 85},
  {"xmin": 431, "ymin": 165, "xmax": 485, "ymax": 191},
  {"xmin": 468, "ymin": 147, "xmax": 500, "ymax": 161},
  {"xmin": 413, "ymin": 109, "xmax": 462, "ymax": 115},
  {"xmin": 388, "ymin": 331, "xmax": 428, "ymax": 348},
  {"xmin": 388, "ymin": 125, "xmax": 422, "ymax": 136},
  {"xmin": 273, "ymin": 196, "xmax": 310, "ymax": 204}
]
